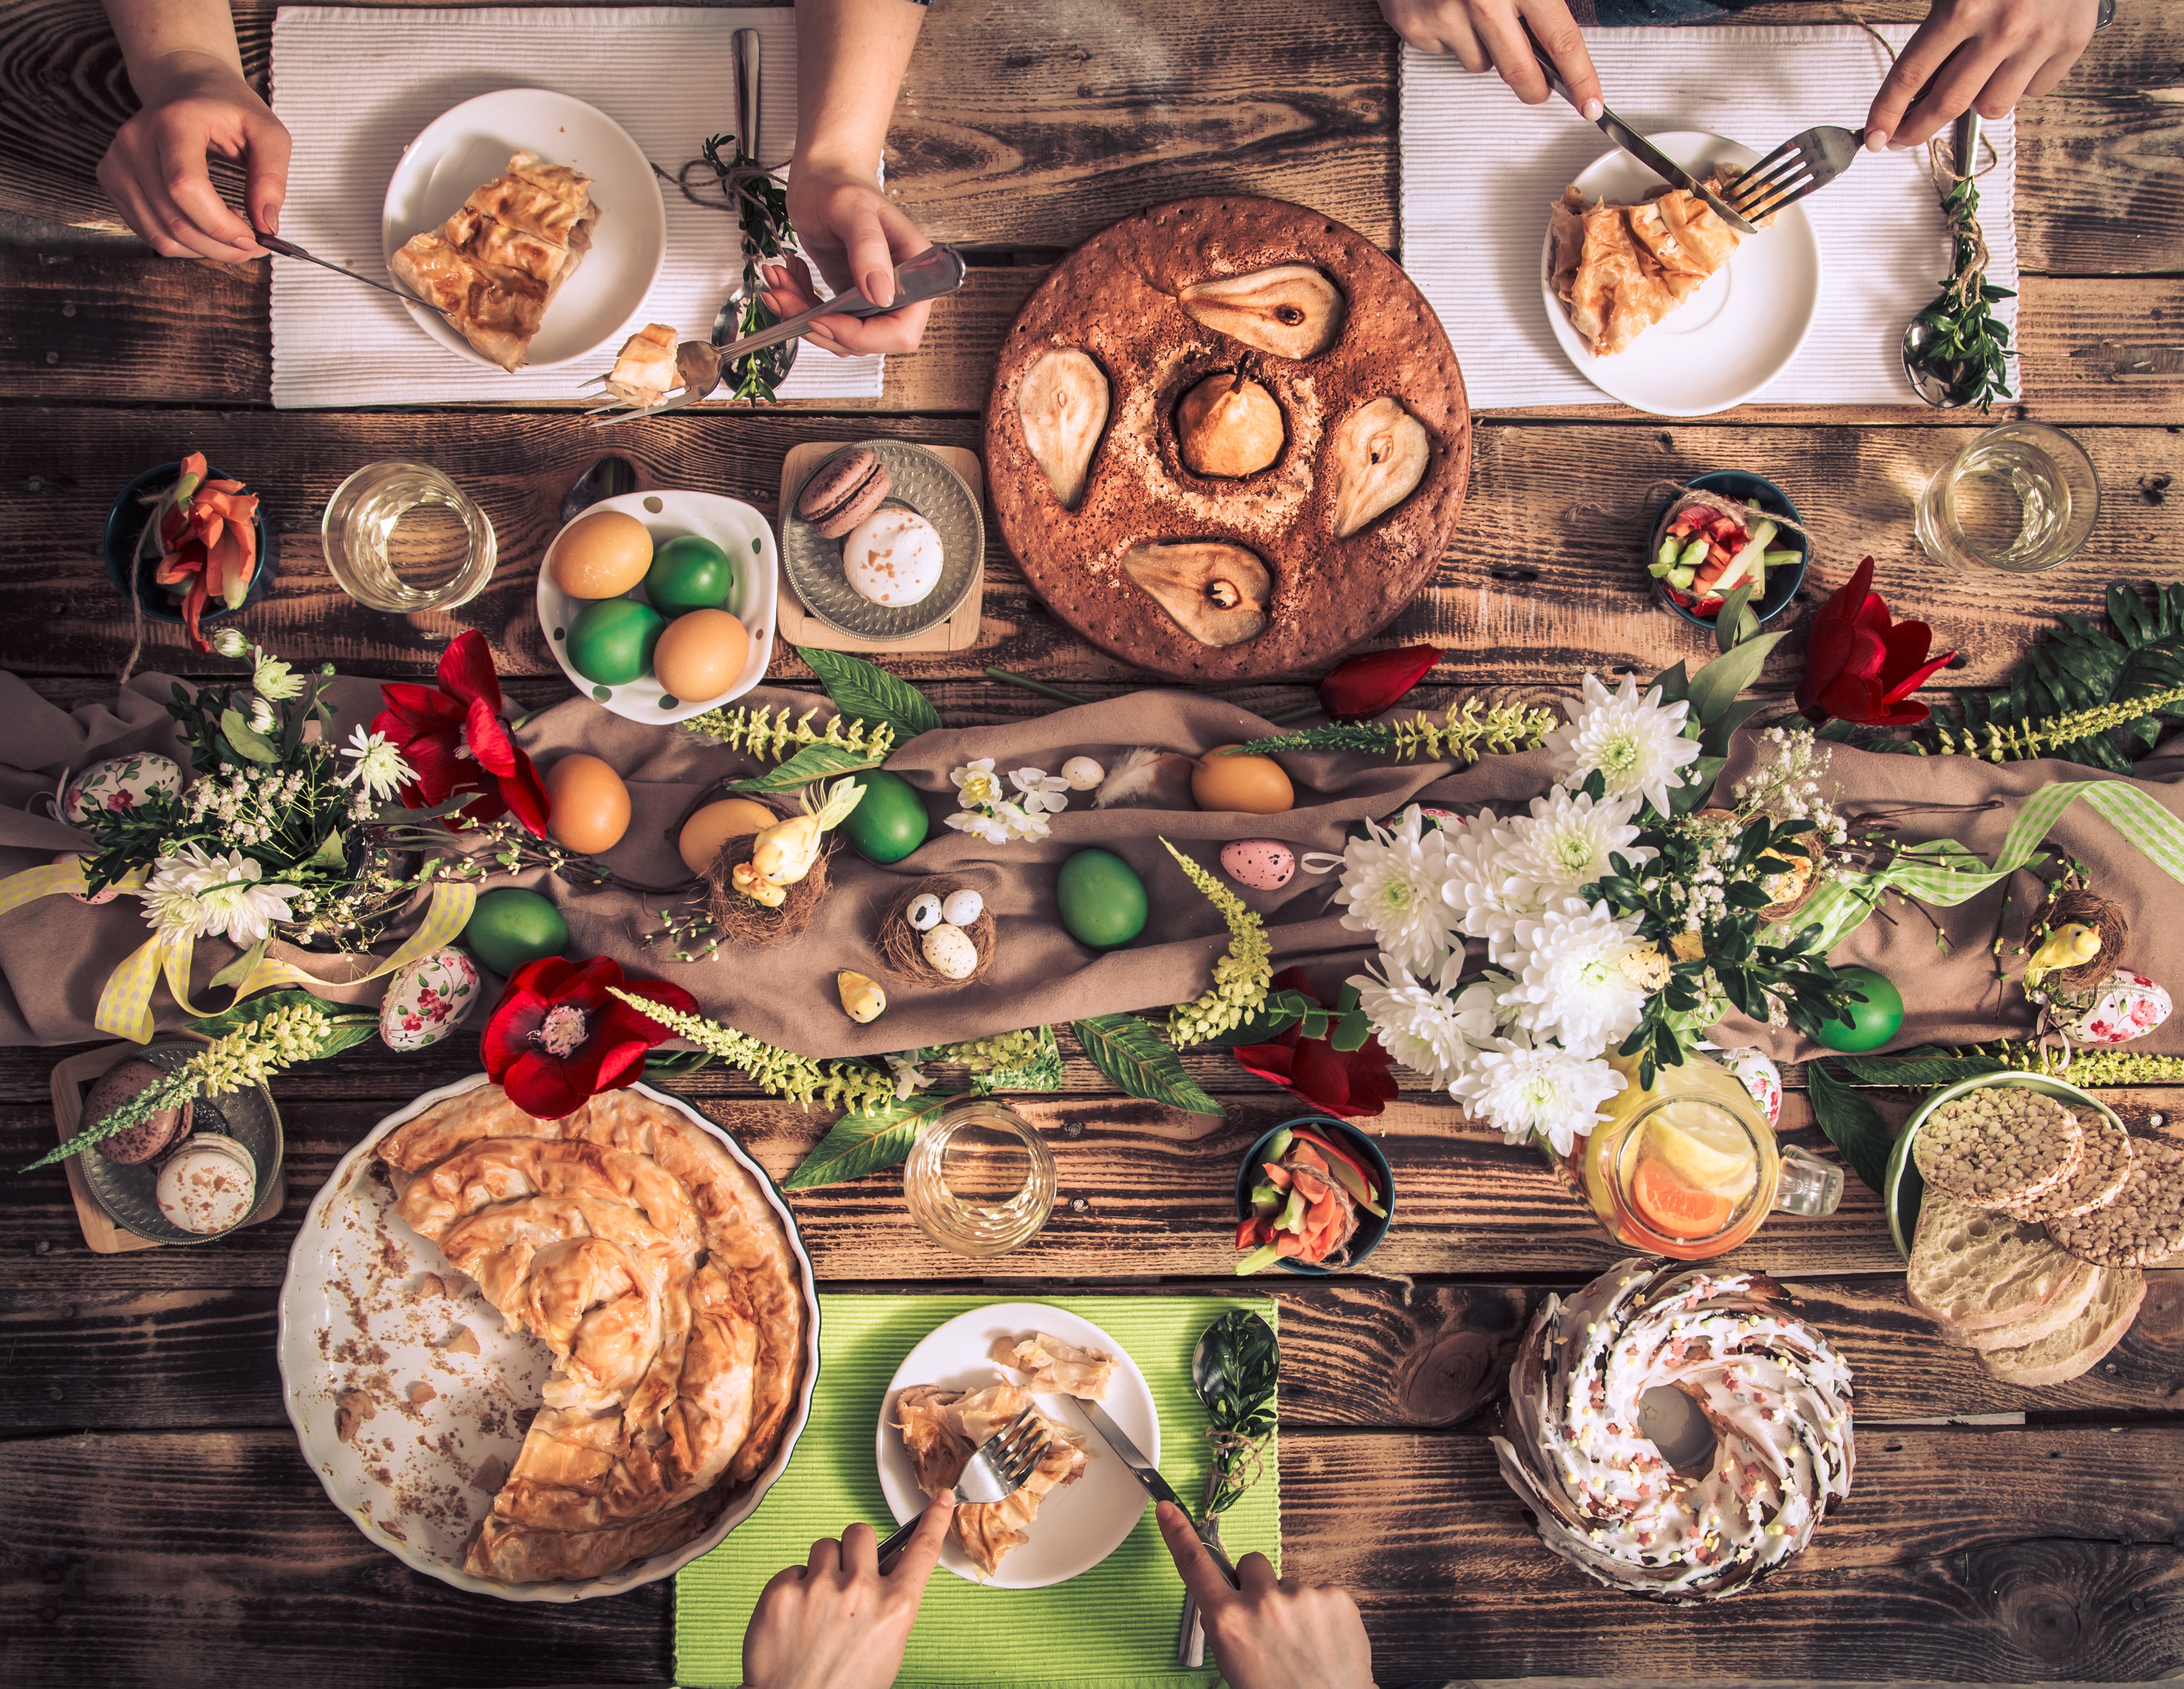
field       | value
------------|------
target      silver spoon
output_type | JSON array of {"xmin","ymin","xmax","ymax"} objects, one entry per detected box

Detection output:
[
  {"xmin": 1176, "ymin": 1319, "xmax": 1247, "ymax": 1668},
  {"xmin": 1899, "ymin": 111, "xmax": 1982, "ymax": 408},
  {"xmin": 711, "ymin": 27, "xmax": 798, "ymax": 393}
]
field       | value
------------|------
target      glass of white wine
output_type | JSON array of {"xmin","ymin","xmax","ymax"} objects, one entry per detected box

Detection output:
[
  {"xmin": 1914, "ymin": 420, "xmax": 2099, "ymax": 573},
  {"xmin": 902, "ymin": 1099, "xmax": 1057, "ymax": 1257},
  {"xmin": 321, "ymin": 462, "xmax": 497, "ymax": 612}
]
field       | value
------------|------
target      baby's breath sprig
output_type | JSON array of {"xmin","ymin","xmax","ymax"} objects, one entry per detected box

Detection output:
[
  {"xmin": 1161, "ymin": 838, "xmax": 1272, "ymax": 1046},
  {"xmin": 1224, "ymin": 699, "xmax": 1557, "ymax": 767},
  {"xmin": 683, "ymin": 704, "xmax": 894, "ymax": 764},
  {"xmin": 20, "ymin": 1002, "xmax": 330, "ymax": 1172},
  {"xmin": 610, "ymin": 990, "xmax": 898, "ymax": 1112}
]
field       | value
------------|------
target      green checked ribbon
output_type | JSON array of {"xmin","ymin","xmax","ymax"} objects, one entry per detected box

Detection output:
[{"xmin": 1779, "ymin": 779, "xmax": 2184, "ymax": 954}]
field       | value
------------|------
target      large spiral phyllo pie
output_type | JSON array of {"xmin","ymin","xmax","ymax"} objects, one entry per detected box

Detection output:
[{"xmin": 378, "ymin": 1084, "xmax": 809, "ymax": 1584}]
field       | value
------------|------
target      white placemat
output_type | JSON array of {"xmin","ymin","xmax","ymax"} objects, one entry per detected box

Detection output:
[
  {"xmin": 1400, "ymin": 24, "xmax": 2018, "ymax": 409},
  {"xmin": 269, "ymin": 6, "xmax": 883, "ymax": 407}
]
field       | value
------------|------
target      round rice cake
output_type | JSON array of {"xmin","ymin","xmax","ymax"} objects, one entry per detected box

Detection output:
[
  {"xmin": 1912, "ymin": 1086, "xmax": 2083, "ymax": 1209},
  {"xmin": 2046, "ymin": 1139, "xmax": 2184, "ymax": 1268},
  {"xmin": 2006, "ymin": 1111, "xmax": 2134, "ymax": 1223}
]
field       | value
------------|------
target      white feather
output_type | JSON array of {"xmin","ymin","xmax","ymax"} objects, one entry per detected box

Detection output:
[{"xmin": 1092, "ymin": 746, "xmax": 1164, "ymax": 809}]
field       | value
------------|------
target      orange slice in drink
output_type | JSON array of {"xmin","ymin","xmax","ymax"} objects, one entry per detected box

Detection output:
[{"xmin": 1631, "ymin": 1156, "xmax": 1735, "ymax": 1239}]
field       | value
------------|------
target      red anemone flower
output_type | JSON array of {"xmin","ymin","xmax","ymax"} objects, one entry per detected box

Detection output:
[
  {"xmin": 1318, "ymin": 644, "xmax": 1443, "ymax": 721},
  {"xmin": 1231, "ymin": 968, "xmax": 1399, "ymax": 1119},
  {"xmin": 372, "ymin": 630, "xmax": 551, "ymax": 835},
  {"xmin": 1795, "ymin": 557, "xmax": 1956, "ymax": 728},
  {"xmin": 481, "ymin": 956, "xmax": 699, "ymax": 1121}
]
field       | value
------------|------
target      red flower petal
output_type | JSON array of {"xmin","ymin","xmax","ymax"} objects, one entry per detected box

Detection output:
[
  {"xmin": 1318, "ymin": 644, "xmax": 1443, "ymax": 721},
  {"xmin": 438, "ymin": 630, "xmax": 504, "ymax": 711},
  {"xmin": 464, "ymin": 696, "xmax": 517, "ymax": 777},
  {"xmin": 1231, "ymin": 1042, "xmax": 1298, "ymax": 1088},
  {"xmin": 499, "ymin": 1049, "xmax": 592, "ymax": 1121}
]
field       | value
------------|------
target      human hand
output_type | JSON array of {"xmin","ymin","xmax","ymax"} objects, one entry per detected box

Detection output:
[
  {"xmin": 1864, "ymin": 0, "xmax": 2099, "ymax": 152},
  {"xmin": 742, "ymin": 1492, "xmax": 954, "ymax": 1689},
  {"xmin": 97, "ymin": 52, "xmax": 289, "ymax": 262},
  {"xmin": 1155, "ymin": 1501, "xmax": 1375, "ymax": 1689},
  {"xmin": 759, "ymin": 167, "xmax": 936, "ymax": 357},
  {"xmin": 1375, "ymin": 0, "xmax": 1603, "ymax": 119}
]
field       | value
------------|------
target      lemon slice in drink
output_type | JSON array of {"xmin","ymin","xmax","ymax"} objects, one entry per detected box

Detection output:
[{"xmin": 1641, "ymin": 1104, "xmax": 1758, "ymax": 1202}]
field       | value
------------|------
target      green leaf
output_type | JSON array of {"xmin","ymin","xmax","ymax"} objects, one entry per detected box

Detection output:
[
  {"xmin": 206, "ymin": 937, "xmax": 269, "ymax": 991},
  {"xmin": 1714, "ymin": 581, "xmax": 1756, "ymax": 655},
  {"xmin": 1805, "ymin": 1059, "xmax": 1893, "ymax": 1198},
  {"xmin": 1686, "ymin": 630, "xmax": 1789, "ymax": 726},
  {"xmin": 308, "ymin": 827, "xmax": 348, "ymax": 870},
  {"xmin": 1072, "ymin": 1014, "xmax": 1223, "ymax": 1116},
  {"xmin": 219, "ymin": 708, "xmax": 280, "ymax": 764},
  {"xmin": 1669, "ymin": 754, "xmax": 1726, "ymax": 814},
  {"xmin": 783, "ymin": 1091, "xmax": 949, "ymax": 1189},
  {"xmin": 1827, "ymin": 1050, "xmax": 2010, "ymax": 1086},
  {"xmin": 729, "ymin": 741, "xmax": 887, "ymax": 794},
  {"xmin": 1649, "ymin": 661, "xmax": 1690, "ymax": 707},
  {"xmin": 797, "ymin": 648, "xmax": 942, "ymax": 743},
  {"xmin": 370, "ymin": 793, "xmax": 481, "ymax": 825}
]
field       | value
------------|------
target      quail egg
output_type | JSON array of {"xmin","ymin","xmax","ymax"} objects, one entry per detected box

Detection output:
[
  {"xmin": 1060, "ymin": 756, "xmax": 1105, "ymax": 791},
  {"xmin": 922, "ymin": 922, "xmax": 979, "ymax": 980},
  {"xmin": 906, "ymin": 893, "xmax": 944, "ymax": 932},
  {"xmin": 940, "ymin": 888, "xmax": 984, "ymax": 927}
]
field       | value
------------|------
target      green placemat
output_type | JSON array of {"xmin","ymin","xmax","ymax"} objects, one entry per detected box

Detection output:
[{"xmin": 675, "ymin": 1293, "xmax": 1280, "ymax": 1689}]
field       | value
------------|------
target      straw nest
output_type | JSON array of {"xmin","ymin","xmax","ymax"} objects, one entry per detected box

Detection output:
[
  {"xmin": 875, "ymin": 876, "xmax": 999, "ymax": 989},
  {"xmin": 1696, "ymin": 807, "xmax": 1828, "ymax": 924},
  {"xmin": 703, "ymin": 834, "xmax": 832, "ymax": 949},
  {"xmin": 2031, "ymin": 883, "xmax": 2129, "ymax": 994}
]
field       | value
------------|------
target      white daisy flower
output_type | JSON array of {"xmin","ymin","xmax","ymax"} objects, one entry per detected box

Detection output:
[
  {"xmin": 1500, "ymin": 786, "xmax": 1652, "ymax": 897},
  {"xmin": 1547, "ymin": 673, "xmax": 1703, "ymax": 817},
  {"xmin": 1330, "ymin": 805, "xmax": 1459, "ymax": 978},
  {"xmin": 336, "ymin": 726, "xmax": 416, "ymax": 803},
  {"xmin": 1451, "ymin": 1032, "xmax": 1627, "ymax": 1157},
  {"xmin": 1351, "ymin": 955, "xmax": 1508, "ymax": 1087},
  {"xmin": 1007, "ymin": 767, "xmax": 1071, "ymax": 815},
  {"xmin": 1438, "ymin": 808, "xmax": 1538, "ymax": 966},
  {"xmin": 142, "ymin": 845, "xmax": 299, "ymax": 947},
  {"xmin": 950, "ymin": 758, "xmax": 1005, "ymax": 811},
  {"xmin": 1500, "ymin": 896, "xmax": 1649, "ymax": 1060}
]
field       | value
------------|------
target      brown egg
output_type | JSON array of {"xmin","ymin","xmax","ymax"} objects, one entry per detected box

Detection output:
[
  {"xmin": 677, "ymin": 797, "xmax": 777, "ymax": 874},
  {"xmin": 549, "ymin": 511, "xmax": 654, "ymax": 599},
  {"xmin": 653, "ymin": 608, "xmax": 750, "ymax": 703},
  {"xmin": 545, "ymin": 754, "xmax": 631, "ymax": 853},
  {"xmin": 1190, "ymin": 745, "xmax": 1294, "ymax": 814}
]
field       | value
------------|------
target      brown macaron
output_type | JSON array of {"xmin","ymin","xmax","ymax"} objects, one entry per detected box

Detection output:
[
  {"xmin": 797, "ymin": 447, "xmax": 892, "ymax": 539},
  {"xmin": 84, "ymin": 1058, "xmax": 193, "ymax": 1166}
]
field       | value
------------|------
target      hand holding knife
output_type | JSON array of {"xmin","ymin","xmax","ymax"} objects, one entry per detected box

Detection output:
[{"xmin": 1070, "ymin": 1397, "xmax": 1240, "ymax": 1587}]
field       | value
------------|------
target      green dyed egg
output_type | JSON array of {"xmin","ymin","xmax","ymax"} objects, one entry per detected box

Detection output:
[
  {"xmin": 1057, "ymin": 848, "xmax": 1147, "ymax": 950},
  {"xmin": 567, "ymin": 599, "xmax": 665, "ymax": 686},
  {"xmin": 462, "ymin": 887, "xmax": 568, "ymax": 976},
  {"xmin": 1814, "ymin": 965, "xmax": 1905, "ymax": 1052},
  {"xmin": 839, "ymin": 770, "xmax": 928, "ymax": 864},
  {"xmin": 645, "ymin": 535, "xmax": 737, "ymax": 618}
]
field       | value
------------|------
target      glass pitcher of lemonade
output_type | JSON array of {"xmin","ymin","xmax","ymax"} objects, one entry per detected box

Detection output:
[{"xmin": 1560, "ymin": 1051, "xmax": 1842, "ymax": 1260}]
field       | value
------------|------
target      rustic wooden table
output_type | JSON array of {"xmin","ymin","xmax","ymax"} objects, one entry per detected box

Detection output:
[{"xmin": 4, "ymin": 0, "xmax": 2182, "ymax": 1682}]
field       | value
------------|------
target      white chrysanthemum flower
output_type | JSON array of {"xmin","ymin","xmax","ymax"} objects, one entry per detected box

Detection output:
[
  {"xmin": 1501, "ymin": 896, "xmax": 1649, "ymax": 1059},
  {"xmin": 211, "ymin": 627, "xmax": 251, "ymax": 659},
  {"xmin": 950, "ymin": 758, "xmax": 1005, "ymax": 811},
  {"xmin": 1500, "ymin": 786, "xmax": 1653, "ymax": 897},
  {"xmin": 337, "ymin": 725, "xmax": 416, "ymax": 802},
  {"xmin": 142, "ymin": 846, "xmax": 298, "ymax": 947},
  {"xmin": 251, "ymin": 651, "xmax": 304, "ymax": 702},
  {"xmin": 1351, "ymin": 955, "xmax": 1508, "ymax": 1087},
  {"xmin": 246, "ymin": 694, "xmax": 277, "ymax": 734},
  {"xmin": 1547, "ymin": 673, "xmax": 1703, "ymax": 816},
  {"xmin": 1451, "ymin": 1032, "xmax": 1627, "ymax": 1157},
  {"xmin": 1330, "ymin": 806, "xmax": 1459, "ymax": 978},
  {"xmin": 1438, "ymin": 808, "xmax": 1539, "ymax": 966},
  {"xmin": 1007, "ymin": 767, "xmax": 1070, "ymax": 814}
]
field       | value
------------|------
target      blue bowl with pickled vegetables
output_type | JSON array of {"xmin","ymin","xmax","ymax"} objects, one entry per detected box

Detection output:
[
  {"xmin": 1233, "ymin": 1115, "xmax": 1395, "ymax": 1277},
  {"xmin": 1648, "ymin": 469, "xmax": 1807, "ymax": 634}
]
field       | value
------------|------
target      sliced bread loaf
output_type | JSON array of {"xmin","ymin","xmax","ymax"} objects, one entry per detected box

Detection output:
[
  {"xmin": 1978, "ymin": 1266, "xmax": 2146, "ymax": 1386},
  {"xmin": 1906, "ymin": 1190, "xmax": 2081, "ymax": 1331},
  {"xmin": 1962, "ymin": 1253, "xmax": 2102, "ymax": 1353}
]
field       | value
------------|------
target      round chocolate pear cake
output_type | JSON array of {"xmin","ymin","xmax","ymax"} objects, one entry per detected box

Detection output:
[{"xmin": 985, "ymin": 196, "xmax": 1470, "ymax": 682}]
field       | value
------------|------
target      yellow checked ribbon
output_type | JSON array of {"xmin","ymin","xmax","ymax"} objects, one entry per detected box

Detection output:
[{"xmin": 0, "ymin": 857, "xmax": 476, "ymax": 1043}]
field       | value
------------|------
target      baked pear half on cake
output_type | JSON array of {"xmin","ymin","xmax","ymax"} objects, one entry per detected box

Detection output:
[{"xmin": 1548, "ymin": 174, "xmax": 1767, "ymax": 357}]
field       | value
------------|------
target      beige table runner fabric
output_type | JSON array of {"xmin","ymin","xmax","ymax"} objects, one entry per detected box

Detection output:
[
  {"xmin": 1400, "ymin": 23, "xmax": 2020, "ymax": 408},
  {"xmin": 268, "ymin": 6, "xmax": 884, "ymax": 406}
]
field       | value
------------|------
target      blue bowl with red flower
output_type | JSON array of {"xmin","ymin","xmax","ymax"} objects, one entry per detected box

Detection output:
[
  {"xmin": 1233, "ymin": 1114, "xmax": 1395, "ymax": 1276},
  {"xmin": 1648, "ymin": 469, "xmax": 1805, "ymax": 634},
  {"xmin": 103, "ymin": 460, "xmax": 278, "ymax": 629}
]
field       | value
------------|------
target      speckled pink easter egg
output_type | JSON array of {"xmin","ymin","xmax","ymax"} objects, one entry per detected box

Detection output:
[
  {"xmin": 57, "ymin": 853, "xmax": 119, "ymax": 905},
  {"xmin": 1219, "ymin": 839, "xmax": 1295, "ymax": 890}
]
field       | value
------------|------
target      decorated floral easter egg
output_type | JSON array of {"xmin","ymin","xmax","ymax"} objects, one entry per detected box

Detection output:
[
  {"xmin": 922, "ymin": 923, "xmax": 979, "ymax": 980},
  {"xmin": 2051, "ymin": 968, "xmax": 2171, "ymax": 1046},
  {"xmin": 1721, "ymin": 1047, "xmax": 1783, "ymax": 1129},
  {"xmin": 378, "ymin": 946, "xmax": 482, "ymax": 1053},
  {"xmin": 1219, "ymin": 839, "xmax": 1295, "ymax": 890},
  {"xmin": 55, "ymin": 852, "xmax": 119, "ymax": 905},
  {"xmin": 62, "ymin": 752, "xmax": 182, "ymax": 825}
]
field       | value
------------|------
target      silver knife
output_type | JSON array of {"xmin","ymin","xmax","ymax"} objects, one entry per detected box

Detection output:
[
  {"xmin": 253, "ymin": 229, "xmax": 460, "ymax": 320},
  {"xmin": 1523, "ymin": 31, "xmax": 1758, "ymax": 237},
  {"xmin": 1073, "ymin": 1398, "xmax": 1241, "ymax": 1585}
]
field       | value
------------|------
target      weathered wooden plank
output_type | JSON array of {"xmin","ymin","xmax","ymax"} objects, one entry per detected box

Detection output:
[
  {"xmin": 6, "ymin": 408, "xmax": 2178, "ymax": 685},
  {"xmin": 2, "ymin": 1270, "xmax": 2174, "ymax": 1438},
  {"xmin": 2, "ymin": 1424, "xmax": 2178, "ymax": 1685}
]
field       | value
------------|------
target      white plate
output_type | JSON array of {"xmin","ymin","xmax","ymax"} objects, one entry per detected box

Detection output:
[
  {"xmin": 536, "ymin": 489, "xmax": 779, "ymax": 724},
  {"xmin": 875, "ymin": 1301, "xmax": 1158, "ymax": 1590},
  {"xmin": 1539, "ymin": 131, "xmax": 1821, "ymax": 417},
  {"xmin": 275, "ymin": 1074, "xmax": 821, "ymax": 1602},
  {"xmin": 381, "ymin": 89, "xmax": 667, "ymax": 372}
]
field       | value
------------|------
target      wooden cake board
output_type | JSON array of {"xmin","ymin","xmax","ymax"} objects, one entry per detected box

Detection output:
[
  {"xmin": 776, "ymin": 441, "xmax": 985, "ymax": 654},
  {"xmin": 48, "ymin": 1043, "xmax": 287, "ymax": 1253}
]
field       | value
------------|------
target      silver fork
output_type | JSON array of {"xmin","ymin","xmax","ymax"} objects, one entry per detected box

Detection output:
[
  {"xmin": 582, "ymin": 243, "xmax": 967, "ymax": 425},
  {"xmin": 873, "ymin": 1403, "xmax": 1049, "ymax": 1570},
  {"xmin": 1725, "ymin": 125, "xmax": 1867, "ymax": 222}
]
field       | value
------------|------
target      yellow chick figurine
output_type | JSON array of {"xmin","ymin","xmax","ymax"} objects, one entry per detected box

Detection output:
[
  {"xmin": 731, "ymin": 777, "xmax": 868, "ymax": 908},
  {"xmin": 2024, "ymin": 921, "xmax": 2101, "ymax": 993}
]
